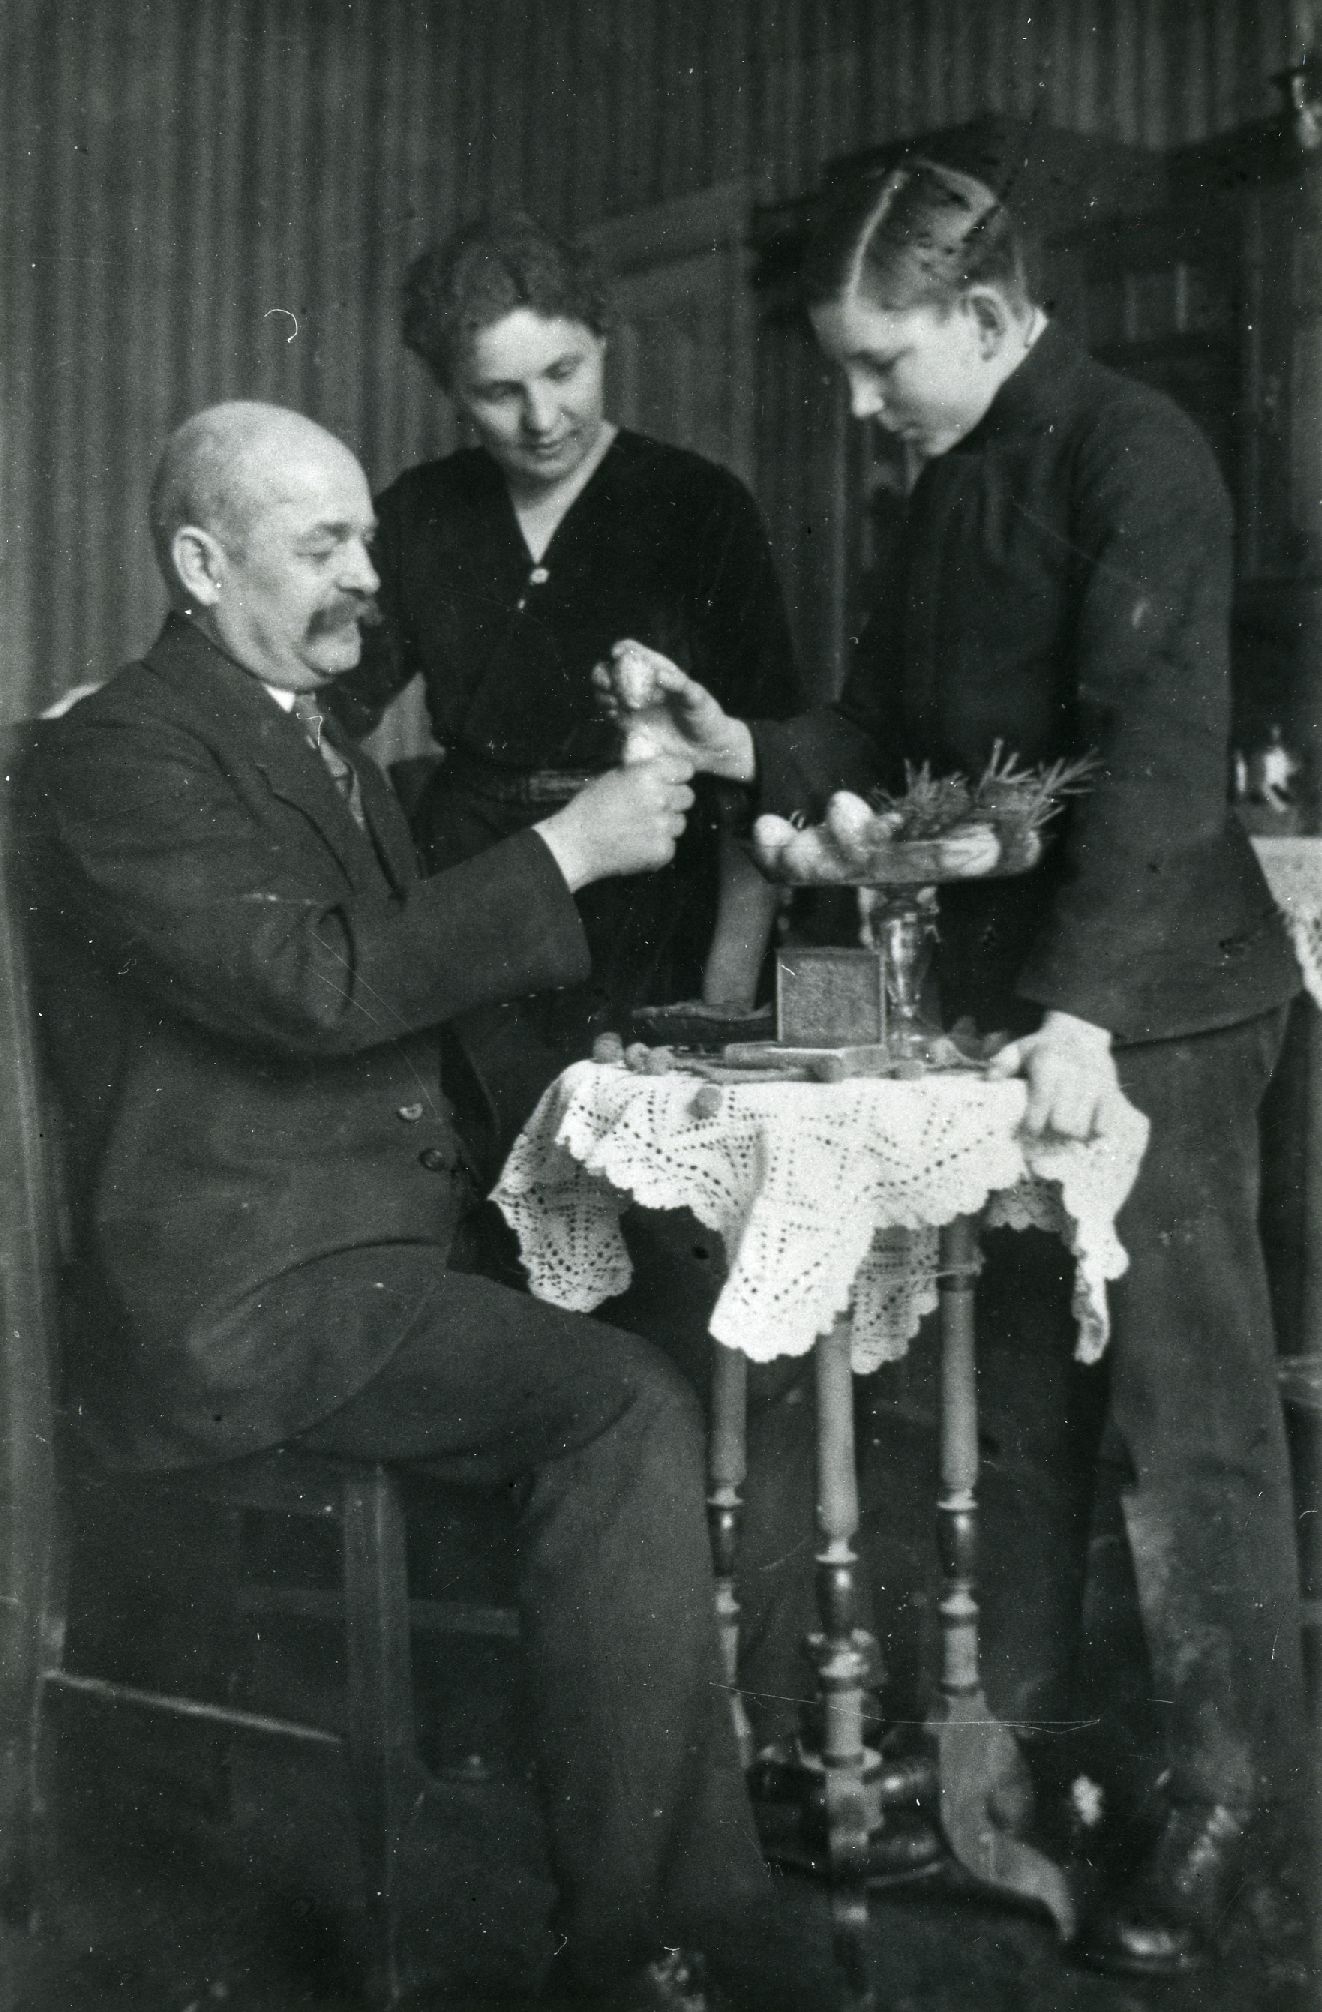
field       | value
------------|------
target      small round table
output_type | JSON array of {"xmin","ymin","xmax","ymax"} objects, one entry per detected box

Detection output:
[{"xmin": 495, "ymin": 1063, "xmax": 1148, "ymax": 2008}]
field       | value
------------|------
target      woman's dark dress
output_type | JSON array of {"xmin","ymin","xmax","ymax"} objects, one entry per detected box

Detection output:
[{"xmin": 331, "ymin": 428, "xmax": 800, "ymax": 1156}]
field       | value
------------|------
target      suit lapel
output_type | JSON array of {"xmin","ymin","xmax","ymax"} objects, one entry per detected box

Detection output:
[
  {"xmin": 351, "ymin": 750, "xmax": 420, "ymax": 891},
  {"xmin": 143, "ymin": 617, "xmax": 417, "ymax": 891},
  {"xmin": 255, "ymin": 719, "xmax": 381, "ymax": 884}
]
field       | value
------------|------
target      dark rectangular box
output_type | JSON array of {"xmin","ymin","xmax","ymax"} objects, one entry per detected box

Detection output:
[{"xmin": 775, "ymin": 946, "xmax": 887, "ymax": 1047}]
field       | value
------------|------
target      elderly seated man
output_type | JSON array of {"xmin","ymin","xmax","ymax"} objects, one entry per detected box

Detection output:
[{"xmin": 25, "ymin": 399, "xmax": 808, "ymax": 2012}]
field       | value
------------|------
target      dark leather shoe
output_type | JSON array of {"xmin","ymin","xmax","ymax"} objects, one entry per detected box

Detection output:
[{"xmin": 1075, "ymin": 1801, "xmax": 1264, "ymax": 1977}]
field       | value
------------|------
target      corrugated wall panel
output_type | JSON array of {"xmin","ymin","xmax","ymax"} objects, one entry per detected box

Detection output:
[
  {"xmin": 41, "ymin": 6, "xmax": 91, "ymax": 696},
  {"xmin": 0, "ymin": 5, "xmax": 35, "ymax": 696},
  {"xmin": 0, "ymin": 0, "xmax": 1307, "ymax": 720}
]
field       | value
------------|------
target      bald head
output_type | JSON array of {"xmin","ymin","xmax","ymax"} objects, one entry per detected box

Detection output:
[
  {"xmin": 150, "ymin": 401, "xmax": 363, "ymax": 592},
  {"xmin": 152, "ymin": 401, "xmax": 380, "ymax": 691}
]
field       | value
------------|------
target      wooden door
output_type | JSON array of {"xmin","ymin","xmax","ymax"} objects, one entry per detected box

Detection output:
[
  {"xmin": 591, "ymin": 182, "xmax": 853, "ymax": 701},
  {"xmin": 585, "ymin": 181, "xmax": 756, "ymax": 488}
]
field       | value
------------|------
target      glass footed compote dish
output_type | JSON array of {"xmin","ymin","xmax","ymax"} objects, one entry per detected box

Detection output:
[{"xmin": 748, "ymin": 752, "xmax": 1097, "ymax": 1070}]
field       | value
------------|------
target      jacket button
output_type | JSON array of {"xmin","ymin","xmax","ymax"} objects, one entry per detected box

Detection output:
[
  {"xmin": 418, "ymin": 1147, "xmax": 451, "ymax": 1173},
  {"xmin": 396, "ymin": 1102, "xmax": 425, "ymax": 1122}
]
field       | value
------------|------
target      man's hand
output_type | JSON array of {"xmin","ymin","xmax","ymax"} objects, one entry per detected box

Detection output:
[
  {"xmin": 986, "ymin": 1009, "xmax": 1120, "ymax": 1140},
  {"xmin": 593, "ymin": 640, "xmax": 757, "ymax": 783},
  {"xmin": 535, "ymin": 754, "xmax": 696, "ymax": 891}
]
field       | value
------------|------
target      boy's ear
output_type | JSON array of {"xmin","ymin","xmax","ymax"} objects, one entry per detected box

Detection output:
[{"xmin": 966, "ymin": 286, "xmax": 1012, "ymax": 356}]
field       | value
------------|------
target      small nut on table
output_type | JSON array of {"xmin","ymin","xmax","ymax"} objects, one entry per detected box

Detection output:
[{"xmin": 689, "ymin": 1084, "xmax": 723, "ymax": 1120}]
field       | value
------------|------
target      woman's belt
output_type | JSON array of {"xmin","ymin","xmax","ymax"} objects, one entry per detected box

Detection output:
[{"xmin": 438, "ymin": 746, "xmax": 605, "ymax": 808}]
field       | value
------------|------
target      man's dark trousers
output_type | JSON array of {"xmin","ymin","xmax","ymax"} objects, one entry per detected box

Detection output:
[{"xmin": 290, "ymin": 1233, "xmax": 771, "ymax": 1991}]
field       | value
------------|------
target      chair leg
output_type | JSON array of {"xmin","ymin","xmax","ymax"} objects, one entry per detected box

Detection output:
[
  {"xmin": 1, "ymin": 1462, "xmax": 66, "ymax": 1931},
  {"xmin": 339, "ymin": 1464, "xmax": 428, "ymax": 2010}
]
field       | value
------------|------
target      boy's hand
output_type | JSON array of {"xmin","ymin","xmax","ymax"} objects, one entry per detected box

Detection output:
[
  {"xmin": 593, "ymin": 640, "xmax": 757, "ymax": 783},
  {"xmin": 986, "ymin": 1010, "xmax": 1120, "ymax": 1140}
]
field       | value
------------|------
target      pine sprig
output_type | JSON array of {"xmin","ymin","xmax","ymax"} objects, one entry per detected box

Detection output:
[
  {"xmin": 869, "ymin": 744, "xmax": 1098, "ymax": 840},
  {"xmin": 870, "ymin": 761, "xmax": 973, "ymax": 837},
  {"xmin": 973, "ymin": 742, "xmax": 1099, "ymax": 831}
]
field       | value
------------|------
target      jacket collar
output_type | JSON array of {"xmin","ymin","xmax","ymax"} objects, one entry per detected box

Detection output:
[
  {"xmin": 959, "ymin": 317, "xmax": 1088, "ymax": 449},
  {"xmin": 142, "ymin": 614, "xmax": 417, "ymax": 890}
]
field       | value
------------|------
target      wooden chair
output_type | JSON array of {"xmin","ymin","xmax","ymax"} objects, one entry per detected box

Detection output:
[{"xmin": 0, "ymin": 736, "xmax": 517, "ymax": 2008}]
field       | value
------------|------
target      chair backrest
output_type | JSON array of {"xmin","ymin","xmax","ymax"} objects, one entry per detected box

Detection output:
[{"xmin": 0, "ymin": 725, "xmax": 61, "ymax": 1853}]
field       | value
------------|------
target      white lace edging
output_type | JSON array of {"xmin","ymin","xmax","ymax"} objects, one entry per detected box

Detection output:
[
  {"xmin": 495, "ymin": 1063, "xmax": 1149, "ymax": 1372},
  {"xmin": 1253, "ymin": 837, "xmax": 1322, "ymax": 1009}
]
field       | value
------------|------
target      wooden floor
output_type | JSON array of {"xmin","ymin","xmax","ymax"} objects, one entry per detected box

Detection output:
[
  {"xmin": 7, "ymin": 1315, "xmax": 1319, "ymax": 2012},
  {"xmin": 6, "ymin": 1615, "xmax": 1317, "ymax": 2012}
]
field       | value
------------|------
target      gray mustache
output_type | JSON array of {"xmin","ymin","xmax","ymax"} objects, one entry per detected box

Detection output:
[{"xmin": 307, "ymin": 596, "xmax": 381, "ymax": 638}]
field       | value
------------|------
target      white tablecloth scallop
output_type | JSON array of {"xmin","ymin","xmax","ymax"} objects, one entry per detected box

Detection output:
[
  {"xmin": 495, "ymin": 1063, "xmax": 1149, "ymax": 1373},
  {"xmin": 1253, "ymin": 835, "xmax": 1322, "ymax": 1007}
]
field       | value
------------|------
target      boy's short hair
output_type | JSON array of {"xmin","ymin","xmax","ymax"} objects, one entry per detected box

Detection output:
[{"xmin": 803, "ymin": 156, "xmax": 1032, "ymax": 318}]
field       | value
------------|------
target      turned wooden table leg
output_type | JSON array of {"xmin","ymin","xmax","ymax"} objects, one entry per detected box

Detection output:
[
  {"xmin": 812, "ymin": 1316, "xmax": 878, "ymax": 2012},
  {"xmin": 707, "ymin": 1341, "xmax": 753, "ymax": 1767},
  {"xmin": 927, "ymin": 1214, "xmax": 1076, "ymax": 1938},
  {"xmin": 935, "ymin": 1216, "xmax": 982, "ymax": 1709}
]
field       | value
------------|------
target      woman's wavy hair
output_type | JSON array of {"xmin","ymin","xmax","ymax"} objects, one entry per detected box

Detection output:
[
  {"xmin": 401, "ymin": 210, "xmax": 613, "ymax": 387},
  {"xmin": 802, "ymin": 156, "xmax": 1032, "ymax": 318}
]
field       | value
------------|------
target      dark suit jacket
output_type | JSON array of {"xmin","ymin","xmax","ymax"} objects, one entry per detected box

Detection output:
[
  {"xmin": 751, "ymin": 322, "xmax": 1298, "ymax": 1045},
  {"xmin": 25, "ymin": 615, "xmax": 590, "ymax": 1470}
]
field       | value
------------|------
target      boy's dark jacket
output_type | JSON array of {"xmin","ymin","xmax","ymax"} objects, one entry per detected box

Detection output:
[
  {"xmin": 25, "ymin": 615, "xmax": 590, "ymax": 1469},
  {"xmin": 751, "ymin": 321, "xmax": 1298, "ymax": 1043}
]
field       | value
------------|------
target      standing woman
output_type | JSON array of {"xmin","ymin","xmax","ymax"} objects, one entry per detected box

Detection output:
[
  {"xmin": 332, "ymin": 211, "xmax": 801, "ymax": 1152},
  {"xmin": 617, "ymin": 157, "xmax": 1307, "ymax": 1979},
  {"xmin": 335, "ymin": 214, "xmax": 830, "ymax": 1774}
]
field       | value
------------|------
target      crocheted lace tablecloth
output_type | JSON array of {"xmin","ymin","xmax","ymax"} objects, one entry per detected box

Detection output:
[
  {"xmin": 1253, "ymin": 837, "xmax": 1322, "ymax": 1008},
  {"xmin": 494, "ymin": 1063, "xmax": 1150, "ymax": 1373}
]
